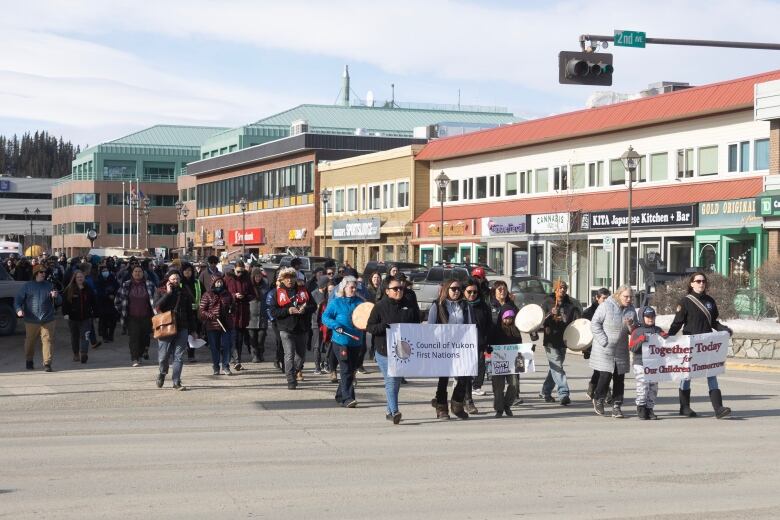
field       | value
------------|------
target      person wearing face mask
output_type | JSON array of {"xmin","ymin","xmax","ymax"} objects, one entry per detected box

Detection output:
[
  {"xmin": 365, "ymin": 276, "xmax": 418, "ymax": 423},
  {"xmin": 321, "ymin": 276, "xmax": 364, "ymax": 408},
  {"xmin": 153, "ymin": 270, "xmax": 197, "ymax": 390},
  {"xmin": 199, "ymin": 273, "xmax": 234, "ymax": 376},
  {"xmin": 225, "ymin": 260, "xmax": 254, "ymax": 371},
  {"xmin": 96, "ymin": 264, "xmax": 119, "ymax": 343},
  {"xmin": 668, "ymin": 271, "xmax": 733, "ymax": 419},
  {"xmin": 115, "ymin": 265, "xmax": 156, "ymax": 366},
  {"xmin": 428, "ymin": 279, "xmax": 474, "ymax": 420}
]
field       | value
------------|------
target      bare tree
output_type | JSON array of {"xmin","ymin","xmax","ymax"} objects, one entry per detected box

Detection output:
[{"xmin": 757, "ymin": 257, "xmax": 780, "ymax": 321}]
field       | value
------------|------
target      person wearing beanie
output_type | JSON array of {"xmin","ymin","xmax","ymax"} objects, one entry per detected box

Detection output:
[
  {"xmin": 487, "ymin": 305, "xmax": 523, "ymax": 417},
  {"xmin": 15, "ymin": 264, "xmax": 62, "ymax": 371},
  {"xmin": 225, "ymin": 260, "xmax": 254, "ymax": 371},
  {"xmin": 539, "ymin": 279, "xmax": 579, "ymax": 406},
  {"xmin": 247, "ymin": 267, "xmax": 271, "ymax": 363},
  {"xmin": 629, "ymin": 307, "xmax": 666, "ymax": 420}
]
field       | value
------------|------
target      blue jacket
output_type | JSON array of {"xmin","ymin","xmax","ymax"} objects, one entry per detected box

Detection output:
[
  {"xmin": 15, "ymin": 280, "xmax": 62, "ymax": 324},
  {"xmin": 322, "ymin": 296, "xmax": 364, "ymax": 347}
]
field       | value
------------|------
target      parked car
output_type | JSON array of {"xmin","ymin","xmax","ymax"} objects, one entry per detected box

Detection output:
[
  {"xmin": 278, "ymin": 256, "xmax": 335, "ymax": 276},
  {"xmin": 362, "ymin": 261, "xmax": 427, "ymax": 278},
  {"xmin": 412, "ymin": 266, "xmax": 471, "ymax": 319},
  {"xmin": 0, "ymin": 263, "xmax": 26, "ymax": 335},
  {"xmin": 486, "ymin": 274, "xmax": 582, "ymax": 312}
]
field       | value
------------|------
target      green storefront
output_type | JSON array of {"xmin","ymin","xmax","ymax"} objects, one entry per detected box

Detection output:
[{"xmin": 696, "ymin": 198, "xmax": 766, "ymax": 314}]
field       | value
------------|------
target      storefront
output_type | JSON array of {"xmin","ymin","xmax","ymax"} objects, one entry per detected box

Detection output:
[
  {"xmin": 229, "ymin": 227, "xmax": 265, "ymax": 256},
  {"xmin": 416, "ymin": 219, "xmax": 482, "ymax": 267},
  {"xmin": 481, "ymin": 215, "xmax": 529, "ymax": 276}
]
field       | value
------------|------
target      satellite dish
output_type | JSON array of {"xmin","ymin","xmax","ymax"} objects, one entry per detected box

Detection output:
[{"xmin": 366, "ymin": 90, "xmax": 375, "ymax": 107}]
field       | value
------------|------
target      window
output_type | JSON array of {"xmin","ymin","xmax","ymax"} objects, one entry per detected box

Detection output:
[
  {"xmin": 74, "ymin": 193, "xmax": 99, "ymax": 205},
  {"xmin": 728, "ymin": 141, "xmax": 751, "ymax": 172},
  {"xmin": 505, "ymin": 172, "xmax": 517, "ymax": 196},
  {"xmin": 488, "ymin": 247, "xmax": 504, "ymax": 274},
  {"xmin": 347, "ymin": 187, "xmax": 358, "ymax": 211},
  {"xmin": 334, "ymin": 189, "xmax": 345, "ymax": 213},
  {"xmin": 107, "ymin": 193, "xmax": 125, "ymax": 206},
  {"xmin": 107, "ymin": 223, "xmax": 136, "ymax": 235},
  {"xmin": 588, "ymin": 162, "xmax": 604, "ymax": 187},
  {"xmin": 534, "ymin": 168, "xmax": 548, "ymax": 193},
  {"xmin": 571, "ymin": 163, "xmax": 585, "ymax": 189},
  {"xmin": 489, "ymin": 176, "xmax": 495, "ymax": 197},
  {"xmin": 476, "ymin": 177, "xmax": 487, "ymax": 199},
  {"xmin": 520, "ymin": 170, "xmax": 531, "ymax": 194},
  {"xmin": 383, "ymin": 183, "xmax": 395, "ymax": 209},
  {"xmin": 698, "ymin": 146, "xmax": 718, "ymax": 176},
  {"xmin": 553, "ymin": 166, "xmax": 568, "ymax": 190},
  {"xmin": 650, "ymin": 153, "xmax": 668, "ymax": 181},
  {"xmin": 103, "ymin": 161, "xmax": 136, "ymax": 180},
  {"xmin": 677, "ymin": 148, "xmax": 694, "ymax": 178},
  {"xmin": 368, "ymin": 185, "xmax": 381, "ymax": 210},
  {"xmin": 397, "ymin": 181, "xmax": 409, "ymax": 207},
  {"xmin": 494, "ymin": 174, "xmax": 501, "ymax": 196},
  {"xmin": 755, "ymin": 138, "xmax": 770, "ymax": 170},
  {"xmin": 590, "ymin": 246, "xmax": 612, "ymax": 288},
  {"xmin": 383, "ymin": 245, "xmax": 395, "ymax": 262},
  {"xmin": 610, "ymin": 159, "xmax": 625, "ymax": 185},
  {"xmin": 148, "ymin": 223, "xmax": 178, "ymax": 235}
]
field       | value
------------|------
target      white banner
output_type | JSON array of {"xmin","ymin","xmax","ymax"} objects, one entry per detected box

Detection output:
[
  {"xmin": 489, "ymin": 344, "xmax": 536, "ymax": 375},
  {"xmin": 387, "ymin": 323, "xmax": 478, "ymax": 377},
  {"xmin": 642, "ymin": 331, "xmax": 729, "ymax": 383}
]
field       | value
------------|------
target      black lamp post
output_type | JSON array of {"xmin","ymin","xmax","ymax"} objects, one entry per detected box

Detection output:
[
  {"xmin": 434, "ymin": 171, "xmax": 450, "ymax": 264},
  {"xmin": 175, "ymin": 200, "xmax": 184, "ymax": 257},
  {"xmin": 169, "ymin": 225, "xmax": 176, "ymax": 259},
  {"xmin": 320, "ymin": 188, "xmax": 331, "ymax": 257},
  {"xmin": 238, "ymin": 196, "xmax": 248, "ymax": 259},
  {"xmin": 181, "ymin": 206, "xmax": 189, "ymax": 259},
  {"xmin": 620, "ymin": 145, "xmax": 641, "ymax": 287}
]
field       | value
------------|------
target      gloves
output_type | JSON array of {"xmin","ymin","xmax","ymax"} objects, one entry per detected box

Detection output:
[
  {"xmin": 531, "ymin": 345, "xmax": 536, "ymax": 352},
  {"xmin": 582, "ymin": 347, "xmax": 591, "ymax": 360}
]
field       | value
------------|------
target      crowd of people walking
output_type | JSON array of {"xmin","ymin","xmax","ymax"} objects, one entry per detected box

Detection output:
[{"xmin": 10, "ymin": 252, "xmax": 733, "ymax": 423}]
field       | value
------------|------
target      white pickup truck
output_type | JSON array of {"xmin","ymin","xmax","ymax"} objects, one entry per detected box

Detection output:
[{"xmin": 0, "ymin": 263, "xmax": 26, "ymax": 336}]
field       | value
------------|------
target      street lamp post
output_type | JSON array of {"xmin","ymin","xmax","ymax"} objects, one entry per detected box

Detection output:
[
  {"xmin": 320, "ymin": 188, "xmax": 331, "ymax": 257},
  {"xmin": 181, "ymin": 206, "xmax": 189, "ymax": 259},
  {"xmin": 142, "ymin": 197, "xmax": 151, "ymax": 253},
  {"xmin": 175, "ymin": 200, "xmax": 184, "ymax": 258},
  {"xmin": 620, "ymin": 146, "xmax": 641, "ymax": 288},
  {"xmin": 434, "ymin": 171, "xmax": 450, "ymax": 264},
  {"xmin": 169, "ymin": 225, "xmax": 176, "ymax": 259},
  {"xmin": 238, "ymin": 196, "xmax": 248, "ymax": 260}
]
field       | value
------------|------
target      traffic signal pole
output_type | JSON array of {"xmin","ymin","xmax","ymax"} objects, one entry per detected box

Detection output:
[{"xmin": 579, "ymin": 34, "xmax": 780, "ymax": 52}]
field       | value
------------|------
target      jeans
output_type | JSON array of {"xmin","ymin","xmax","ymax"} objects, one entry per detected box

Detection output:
[
  {"xmin": 312, "ymin": 328, "xmax": 324, "ymax": 370},
  {"xmin": 68, "ymin": 319, "xmax": 92, "ymax": 354},
  {"xmin": 127, "ymin": 316, "xmax": 151, "ymax": 361},
  {"xmin": 231, "ymin": 327, "xmax": 249, "ymax": 364},
  {"xmin": 595, "ymin": 364, "xmax": 625, "ymax": 404},
  {"xmin": 375, "ymin": 352, "xmax": 402, "ymax": 414},
  {"xmin": 279, "ymin": 330, "xmax": 306, "ymax": 384},
  {"xmin": 335, "ymin": 345, "xmax": 361, "ymax": 405},
  {"xmin": 541, "ymin": 345, "xmax": 570, "ymax": 398},
  {"xmin": 248, "ymin": 328, "xmax": 267, "ymax": 359},
  {"xmin": 680, "ymin": 376, "xmax": 719, "ymax": 392},
  {"xmin": 207, "ymin": 329, "xmax": 232, "ymax": 369},
  {"xmin": 158, "ymin": 328, "xmax": 188, "ymax": 385}
]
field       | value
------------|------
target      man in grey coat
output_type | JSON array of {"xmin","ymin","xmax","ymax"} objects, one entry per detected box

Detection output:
[{"xmin": 590, "ymin": 284, "xmax": 636, "ymax": 418}]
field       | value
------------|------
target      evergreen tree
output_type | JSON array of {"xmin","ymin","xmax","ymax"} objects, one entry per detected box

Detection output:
[{"xmin": 0, "ymin": 131, "xmax": 77, "ymax": 178}]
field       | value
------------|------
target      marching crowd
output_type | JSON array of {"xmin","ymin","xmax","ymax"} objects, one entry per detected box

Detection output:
[{"xmin": 11, "ymin": 253, "xmax": 733, "ymax": 424}]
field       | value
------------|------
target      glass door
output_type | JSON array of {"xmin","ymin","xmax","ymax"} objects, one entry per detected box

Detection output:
[
  {"xmin": 667, "ymin": 241, "xmax": 693, "ymax": 273},
  {"xmin": 590, "ymin": 244, "xmax": 613, "ymax": 295},
  {"xmin": 618, "ymin": 241, "xmax": 638, "ymax": 288},
  {"xmin": 638, "ymin": 242, "xmax": 660, "ymax": 291}
]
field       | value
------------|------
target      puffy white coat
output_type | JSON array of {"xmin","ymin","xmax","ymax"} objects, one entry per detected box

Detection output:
[{"xmin": 589, "ymin": 297, "xmax": 636, "ymax": 374}]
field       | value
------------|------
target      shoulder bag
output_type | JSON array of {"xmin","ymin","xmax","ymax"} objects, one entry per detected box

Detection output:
[{"xmin": 152, "ymin": 293, "xmax": 180, "ymax": 339}]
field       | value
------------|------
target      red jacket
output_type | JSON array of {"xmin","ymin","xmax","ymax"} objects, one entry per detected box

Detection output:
[
  {"xmin": 199, "ymin": 289, "xmax": 234, "ymax": 332},
  {"xmin": 225, "ymin": 271, "xmax": 254, "ymax": 329}
]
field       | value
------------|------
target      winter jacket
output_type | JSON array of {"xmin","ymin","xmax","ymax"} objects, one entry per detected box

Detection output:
[
  {"xmin": 629, "ymin": 323, "xmax": 667, "ymax": 366},
  {"xmin": 541, "ymin": 294, "xmax": 580, "ymax": 349},
  {"xmin": 322, "ymin": 295, "xmax": 364, "ymax": 348},
  {"xmin": 95, "ymin": 274, "xmax": 120, "ymax": 319},
  {"xmin": 428, "ymin": 298, "xmax": 474, "ymax": 325},
  {"xmin": 248, "ymin": 279, "xmax": 270, "ymax": 329},
  {"xmin": 199, "ymin": 288, "xmax": 234, "ymax": 332},
  {"xmin": 490, "ymin": 297, "xmax": 518, "ymax": 326},
  {"xmin": 153, "ymin": 286, "xmax": 197, "ymax": 334},
  {"xmin": 225, "ymin": 271, "xmax": 254, "ymax": 329},
  {"xmin": 590, "ymin": 297, "xmax": 635, "ymax": 374},
  {"xmin": 468, "ymin": 297, "xmax": 493, "ymax": 350},
  {"xmin": 14, "ymin": 280, "xmax": 62, "ymax": 324},
  {"xmin": 62, "ymin": 285, "xmax": 97, "ymax": 321},
  {"xmin": 365, "ymin": 295, "xmax": 419, "ymax": 356},
  {"xmin": 268, "ymin": 284, "xmax": 316, "ymax": 334},
  {"xmin": 668, "ymin": 292, "xmax": 730, "ymax": 336},
  {"xmin": 115, "ymin": 278, "xmax": 156, "ymax": 322}
]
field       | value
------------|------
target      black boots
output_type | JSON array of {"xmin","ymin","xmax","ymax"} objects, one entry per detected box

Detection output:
[
  {"xmin": 646, "ymin": 408, "xmax": 658, "ymax": 420},
  {"xmin": 678, "ymin": 389, "xmax": 698, "ymax": 417},
  {"xmin": 709, "ymin": 389, "xmax": 732, "ymax": 419},
  {"xmin": 436, "ymin": 403, "xmax": 450, "ymax": 420},
  {"xmin": 637, "ymin": 405, "xmax": 647, "ymax": 420},
  {"xmin": 612, "ymin": 402, "xmax": 625, "ymax": 419},
  {"xmin": 593, "ymin": 398, "xmax": 605, "ymax": 416}
]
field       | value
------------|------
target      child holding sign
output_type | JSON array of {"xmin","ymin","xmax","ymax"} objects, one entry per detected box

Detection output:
[
  {"xmin": 628, "ymin": 307, "xmax": 667, "ymax": 420},
  {"xmin": 487, "ymin": 305, "xmax": 523, "ymax": 418}
]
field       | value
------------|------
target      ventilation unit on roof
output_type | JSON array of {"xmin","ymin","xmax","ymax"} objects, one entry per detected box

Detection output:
[
  {"xmin": 354, "ymin": 128, "xmax": 369, "ymax": 136},
  {"xmin": 413, "ymin": 125, "xmax": 438, "ymax": 139},
  {"xmin": 290, "ymin": 119, "xmax": 309, "ymax": 136}
]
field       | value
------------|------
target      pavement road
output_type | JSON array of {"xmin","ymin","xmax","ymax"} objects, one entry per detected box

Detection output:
[{"xmin": 2, "ymin": 320, "xmax": 780, "ymax": 519}]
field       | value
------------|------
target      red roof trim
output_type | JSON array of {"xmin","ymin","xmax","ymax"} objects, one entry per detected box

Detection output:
[{"xmin": 417, "ymin": 69, "xmax": 780, "ymax": 162}]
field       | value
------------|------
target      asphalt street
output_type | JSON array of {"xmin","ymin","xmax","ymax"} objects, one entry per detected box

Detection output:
[{"xmin": 2, "ymin": 320, "xmax": 780, "ymax": 519}]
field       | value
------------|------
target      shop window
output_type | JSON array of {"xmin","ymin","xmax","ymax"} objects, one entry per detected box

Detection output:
[
  {"xmin": 755, "ymin": 138, "xmax": 770, "ymax": 170},
  {"xmin": 699, "ymin": 243, "xmax": 718, "ymax": 272},
  {"xmin": 650, "ymin": 153, "xmax": 668, "ymax": 182},
  {"xmin": 476, "ymin": 177, "xmax": 487, "ymax": 199},
  {"xmin": 347, "ymin": 187, "xmax": 358, "ymax": 212},
  {"xmin": 553, "ymin": 166, "xmax": 568, "ymax": 191},
  {"xmin": 443, "ymin": 246, "xmax": 458, "ymax": 263},
  {"xmin": 698, "ymin": 146, "xmax": 718, "ymax": 176},
  {"xmin": 534, "ymin": 168, "xmax": 548, "ymax": 193},
  {"xmin": 397, "ymin": 181, "xmax": 409, "ymax": 207},
  {"xmin": 488, "ymin": 247, "xmax": 504, "ymax": 274},
  {"xmin": 676, "ymin": 148, "xmax": 694, "ymax": 178},
  {"xmin": 571, "ymin": 163, "xmax": 585, "ymax": 190},
  {"xmin": 512, "ymin": 248, "xmax": 528, "ymax": 276},
  {"xmin": 505, "ymin": 172, "xmax": 517, "ymax": 196},
  {"xmin": 668, "ymin": 242, "xmax": 692, "ymax": 273},
  {"xmin": 384, "ymin": 245, "xmax": 395, "ymax": 262},
  {"xmin": 728, "ymin": 239, "xmax": 753, "ymax": 289},
  {"xmin": 420, "ymin": 248, "xmax": 434, "ymax": 267},
  {"xmin": 590, "ymin": 246, "xmax": 612, "ymax": 289}
]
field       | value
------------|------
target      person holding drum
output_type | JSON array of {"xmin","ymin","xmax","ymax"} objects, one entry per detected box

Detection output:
[
  {"xmin": 321, "ymin": 276, "xmax": 365, "ymax": 408},
  {"xmin": 428, "ymin": 278, "xmax": 474, "ymax": 420},
  {"xmin": 540, "ymin": 280, "xmax": 579, "ymax": 406},
  {"xmin": 590, "ymin": 284, "xmax": 635, "ymax": 418},
  {"xmin": 365, "ymin": 276, "xmax": 418, "ymax": 424},
  {"xmin": 668, "ymin": 271, "xmax": 732, "ymax": 419}
]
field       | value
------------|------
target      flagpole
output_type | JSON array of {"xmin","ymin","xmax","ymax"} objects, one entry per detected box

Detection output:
[
  {"xmin": 121, "ymin": 182, "xmax": 126, "ymax": 249},
  {"xmin": 135, "ymin": 178, "xmax": 140, "ymax": 250}
]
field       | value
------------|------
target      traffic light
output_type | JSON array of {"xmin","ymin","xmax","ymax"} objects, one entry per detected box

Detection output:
[{"xmin": 558, "ymin": 51, "xmax": 614, "ymax": 86}]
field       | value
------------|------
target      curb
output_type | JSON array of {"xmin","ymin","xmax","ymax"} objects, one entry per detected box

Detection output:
[{"xmin": 727, "ymin": 362, "xmax": 780, "ymax": 373}]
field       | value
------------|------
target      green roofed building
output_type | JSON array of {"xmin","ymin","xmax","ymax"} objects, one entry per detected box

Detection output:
[{"xmin": 53, "ymin": 124, "xmax": 227, "ymax": 257}]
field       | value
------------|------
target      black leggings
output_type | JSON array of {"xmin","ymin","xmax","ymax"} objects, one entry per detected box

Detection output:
[
  {"xmin": 594, "ymin": 364, "xmax": 625, "ymax": 404},
  {"xmin": 436, "ymin": 376, "xmax": 468, "ymax": 405}
]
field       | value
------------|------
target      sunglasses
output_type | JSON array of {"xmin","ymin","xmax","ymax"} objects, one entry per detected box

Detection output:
[
  {"xmin": 464, "ymin": 290, "xmax": 478, "ymax": 295},
  {"xmin": 387, "ymin": 286, "xmax": 403, "ymax": 292},
  {"xmin": 449, "ymin": 286, "xmax": 462, "ymax": 292},
  {"xmin": 693, "ymin": 279, "xmax": 706, "ymax": 284},
  {"xmin": 326, "ymin": 271, "xmax": 334, "ymax": 275}
]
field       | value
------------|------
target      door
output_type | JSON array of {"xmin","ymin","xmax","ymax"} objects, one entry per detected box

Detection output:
[
  {"xmin": 618, "ymin": 241, "xmax": 638, "ymax": 288},
  {"xmin": 530, "ymin": 245, "xmax": 544, "ymax": 277}
]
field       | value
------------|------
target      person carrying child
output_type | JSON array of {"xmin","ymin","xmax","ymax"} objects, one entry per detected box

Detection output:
[{"xmin": 628, "ymin": 306, "xmax": 666, "ymax": 420}]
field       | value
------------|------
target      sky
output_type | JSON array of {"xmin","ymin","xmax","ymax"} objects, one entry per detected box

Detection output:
[{"xmin": 2, "ymin": 0, "xmax": 780, "ymax": 148}]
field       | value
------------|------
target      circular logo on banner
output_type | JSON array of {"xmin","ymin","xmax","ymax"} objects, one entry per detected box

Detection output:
[{"xmin": 391, "ymin": 338, "xmax": 413, "ymax": 364}]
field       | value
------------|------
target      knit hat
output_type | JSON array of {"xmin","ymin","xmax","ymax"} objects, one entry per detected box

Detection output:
[
  {"xmin": 278, "ymin": 267, "xmax": 297, "ymax": 279},
  {"xmin": 501, "ymin": 306, "xmax": 517, "ymax": 320},
  {"xmin": 32, "ymin": 264, "xmax": 46, "ymax": 276}
]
